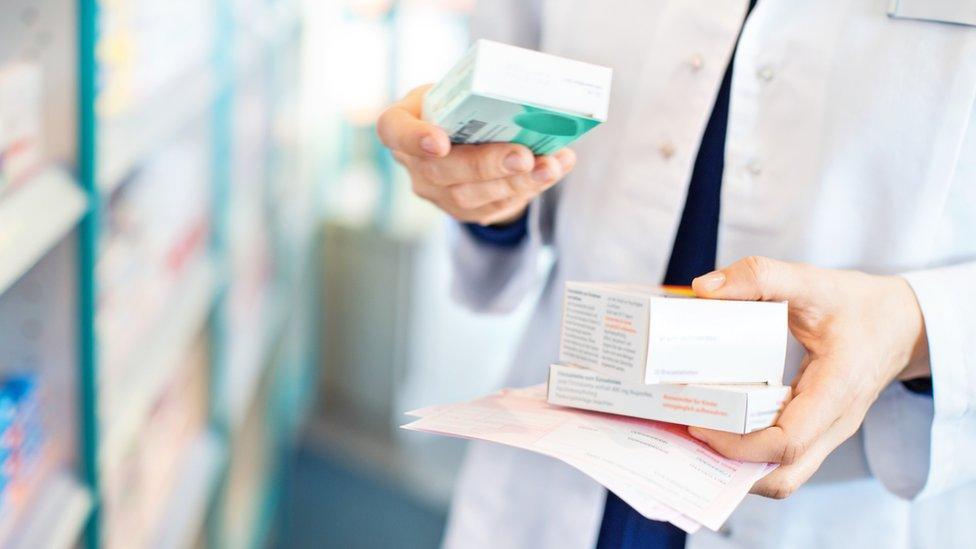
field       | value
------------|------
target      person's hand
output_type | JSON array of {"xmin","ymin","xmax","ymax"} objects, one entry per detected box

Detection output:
[
  {"xmin": 377, "ymin": 84, "xmax": 576, "ymax": 225},
  {"xmin": 688, "ymin": 256, "xmax": 930, "ymax": 499}
]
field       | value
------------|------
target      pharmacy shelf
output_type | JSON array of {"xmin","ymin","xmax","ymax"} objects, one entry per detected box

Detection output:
[
  {"xmin": 151, "ymin": 430, "xmax": 225, "ymax": 549},
  {"xmin": 232, "ymin": 1, "xmax": 302, "ymax": 84},
  {"xmin": 225, "ymin": 286, "xmax": 293, "ymax": 436},
  {"xmin": 5, "ymin": 472, "xmax": 94, "ymax": 549},
  {"xmin": 223, "ymin": 231, "xmax": 316, "ymax": 436},
  {"xmin": 100, "ymin": 259, "xmax": 219, "ymax": 469},
  {"xmin": 98, "ymin": 68, "xmax": 218, "ymax": 194},
  {"xmin": 0, "ymin": 168, "xmax": 87, "ymax": 298}
]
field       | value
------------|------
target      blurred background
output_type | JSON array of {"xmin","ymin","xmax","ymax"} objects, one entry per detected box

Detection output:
[{"xmin": 0, "ymin": 0, "xmax": 539, "ymax": 547}]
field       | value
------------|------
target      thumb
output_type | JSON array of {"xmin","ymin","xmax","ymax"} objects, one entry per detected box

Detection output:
[{"xmin": 692, "ymin": 256, "xmax": 811, "ymax": 304}]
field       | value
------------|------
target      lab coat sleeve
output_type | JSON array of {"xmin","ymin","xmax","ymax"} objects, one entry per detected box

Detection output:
[
  {"xmin": 449, "ymin": 187, "xmax": 559, "ymax": 313},
  {"xmin": 861, "ymin": 261, "xmax": 976, "ymax": 499}
]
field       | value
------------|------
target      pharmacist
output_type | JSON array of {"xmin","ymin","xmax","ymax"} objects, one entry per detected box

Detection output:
[{"xmin": 378, "ymin": 1, "xmax": 976, "ymax": 548}]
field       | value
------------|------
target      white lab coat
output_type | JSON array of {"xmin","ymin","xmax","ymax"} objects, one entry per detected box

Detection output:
[{"xmin": 442, "ymin": 1, "xmax": 976, "ymax": 548}]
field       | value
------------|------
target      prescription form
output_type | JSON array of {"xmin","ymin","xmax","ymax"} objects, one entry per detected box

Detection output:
[{"xmin": 402, "ymin": 386, "xmax": 775, "ymax": 533}]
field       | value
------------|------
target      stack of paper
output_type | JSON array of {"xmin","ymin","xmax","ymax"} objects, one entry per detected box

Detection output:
[{"xmin": 402, "ymin": 385, "xmax": 774, "ymax": 533}]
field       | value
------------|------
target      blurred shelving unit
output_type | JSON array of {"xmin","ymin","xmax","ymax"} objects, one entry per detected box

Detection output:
[
  {"xmin": 0, "ymin": 0, "xmax": 318, "ymax": 547},
  {"xmin": 0, "ymin": 1, "xmax": 94, "ymax": 548},
  {"xmin": 0, "ymin": 168, "xmax": 87, "ymax": 296}
]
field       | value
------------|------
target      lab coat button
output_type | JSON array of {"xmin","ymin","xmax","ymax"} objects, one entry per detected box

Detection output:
[
  {"xmin": 747, "ymin": 160, "xmax": 763, "ymax": 176},
  {"xmin": 757, "ymin": 65, "xmax": 775, "ymax": 82},
  {"xmin": 658, "ymin": 142, "xmax": 675, "ymax": 160},
  {"xmin": 688, "ymin": 53, "xmax": 704, "ymax": 72}
]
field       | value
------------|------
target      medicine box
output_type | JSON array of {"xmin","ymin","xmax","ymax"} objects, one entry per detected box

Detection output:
[
  {"xmin": 559, "ymin": 282, "xmax": 787, "ymax": 385},
  {"xmin": 422, "ymin": 39, "xmax": 612, "ymax": 155},
  {"xmin": 547, "ymin": 364, "xmax": 792, "ymax": 434},
  {"xmin": 0, "ymin": 62, "xmax": 43, "ymax": 190}
]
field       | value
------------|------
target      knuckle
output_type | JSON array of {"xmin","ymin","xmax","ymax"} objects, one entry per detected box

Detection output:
[
  {"xmin": 375, "ymin": 109, "xmax": 394, "ymax": 143},
  {"xmin": 778, "ymin": 437, "xmax": 806, "ymax": 465},
  {"xmin": 376, "ymin": 109, "xmax": 409, "ymax": 150},
  {"xmin": 494, "ymin": 196, "xmax": 519, "ymax": 212},
  {"xmin": 474, "ymin": 156, "xmax": 497, "ymax": 181},
  {"xmin": 410, "ymin": 179, "xmax": 433, "ymax": 200},
  {"xmin": 416, "ymin": 159, "xmax": 442, "ymax": 182},
  {"xmin": 391, "ymin": 150, "xmax": 411, "ymax": 166},
  {"xmin": 489, "ymin": 182, "xmax": 515, "ymax": 202},
  {"xmin": 743, "ymin": 255, "xmax": 773, "ymax": 287},
  {"xmin": 766, "ymin": 477, "xmax": 798, "ymax": 500},
  {"xmin": 449, "ymin": 186, "xmax": 476, "ymax": 209}
]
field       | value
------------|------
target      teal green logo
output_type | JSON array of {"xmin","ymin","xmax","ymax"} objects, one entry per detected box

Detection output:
[{"xmin": 512, "ymin": 106, "xmax": 599, "ymax": 155}]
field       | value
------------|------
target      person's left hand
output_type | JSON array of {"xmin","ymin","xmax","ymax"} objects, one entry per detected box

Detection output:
[{"xmin": 688, "ymin": 256, "xmax": 931, "ymax": 499}]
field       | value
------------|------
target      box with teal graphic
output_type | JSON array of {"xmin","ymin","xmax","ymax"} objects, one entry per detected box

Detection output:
[{"xmin": 423, "ymin": 39, "xmax": 612, "ymax": 156}]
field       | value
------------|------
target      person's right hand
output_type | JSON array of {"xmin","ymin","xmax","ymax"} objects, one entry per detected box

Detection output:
[{"xmin": 377, "ymin": 84, "xmax": 577, "ymax": 226}]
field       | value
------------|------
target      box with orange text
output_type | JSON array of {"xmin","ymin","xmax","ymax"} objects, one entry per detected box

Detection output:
[
  {"xmin": 558, "ymin": 282, "xmax": 788, "ymax": 385},
  {"xmin": 546, "ymin": 364, "xmax": 791, "ymax": 434}
]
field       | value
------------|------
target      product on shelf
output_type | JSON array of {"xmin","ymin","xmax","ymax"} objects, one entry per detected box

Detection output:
[
  {"xmin": 102, "ymin": 338, "xmax": 209, "ymax": 549},
  {"xmin": 97, "ymin": 0, "xmax": 217, "ymax": 117},
  {"xmin": 0, "ymin": 373, "xmax": 47, "ymax": 523},
  {"xmin": 96, "ymin": 127, "xmax": 212, "ymax": 389},
  {"xmin": 0, "ymin": 62, "xmax": 43, "ymax": 193},
  {"xmin": 225, "ymin": 76, "xmax": 274, "ymax": 375},
  {"xmin": 219, "ymin": 377, "xmax": 272, "ymax": 549}
]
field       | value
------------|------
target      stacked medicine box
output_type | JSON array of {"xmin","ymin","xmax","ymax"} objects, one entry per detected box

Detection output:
[{"xmin": 547, "ymin": 282, "xmax": 792, "ymax": 434}]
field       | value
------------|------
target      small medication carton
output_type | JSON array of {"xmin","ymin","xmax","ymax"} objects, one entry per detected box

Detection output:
[
  {"xmin": 422, "ymin": 39, "xmax": 612, "ymax": 155},
  {"xmin": 0, "ymin": 62, "xmax": 43, "ymax": 190},
  {"xmin": 547, "ymin": 364, "xmax": 792, "ymax": 434},
  {"xmin": 559, "ymin": 282, "xmax": 787, "ymax": 385}
]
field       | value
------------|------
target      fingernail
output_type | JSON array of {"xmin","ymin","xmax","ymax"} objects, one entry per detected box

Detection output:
[
  {"xmin": 695, "ymin": 271, "xmax": 726, "ymax": 292},
  {"xmin": 420, "ymin": 135, "xmax": 440, "ymax": 155},
  {"xmin": 532, "ymin": 165, "xmax": 553, "ymax": 183},
  {"xmin": 504, "ymin": 152, "xmax": 531, "ymax": 173}
]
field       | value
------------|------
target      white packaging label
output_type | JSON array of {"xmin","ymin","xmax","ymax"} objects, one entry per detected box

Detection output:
[
  {"xmin": 559, "ymin": 284, "xmax": 649, "ymax": 384},
  {"xmin": 559, "ymin": 282, "xmax": 788, "ymax": 386},
  {"xmin": 645, "ymin": 297, "xmax": 787, "ymax": 385},
  {"xmin": 547, "ymin": 364, "xmax": 791, "ymax": 434}
]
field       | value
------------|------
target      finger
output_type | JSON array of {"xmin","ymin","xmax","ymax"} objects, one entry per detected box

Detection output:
[
  {"xmin": 506, "ymin": 153, "xmax": 570, "ymax": 194},
  {"xmin": 445, "ymin": 179, "xmax": 518, "ymax": 210},
  {"xmin": 553, "ymin": 148, "xmax": 577, "ymax": 173},
  {"xmin": 409, "ymin": 176, "xmax": 445, "ymax": 204},
  {"xmin": 691, "ymin": 256, "xmax": 817, "ymax": 306},
  {"xmin": 530, "ymin": 153, "xmax": 570, "ymax": 186},
  {"xmin": 407, "ymin": 142, "xmax": 535, "ymax": 186},
  {"xmin": 377, "ymin": 85, "xmax": 450, "ymax": 157},
  {"xmin": 750, "ymin": 414, "xmax": 859, "ymax": 499},
  {"xmin": 439, "ymin": 195, "xmax": 527, "ymax": 226},
  {"xmin": 477, "ymin": 197, "xmax": 532, "ymax": 226},
  {"xmin": 412, "ymin": 178, "xmax": 526, "ymax": 226},
  {"xmin": 688, "ymin": 366, "xmax": 844, "ymax": 464}
]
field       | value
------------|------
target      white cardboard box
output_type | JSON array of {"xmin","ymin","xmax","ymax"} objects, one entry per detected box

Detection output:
[
  {"xmin": 422, "ymin": 39, "xmax": 612, "ymax": 155},
  {"xmin": 559, "ymin": 282, "xmax": 788, "ymax": 385},
  {"xmin": 547, "ymin": 364, "xmax": 791, "ymax": 434}
]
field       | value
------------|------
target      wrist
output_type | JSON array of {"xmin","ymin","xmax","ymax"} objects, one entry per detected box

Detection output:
[{"xmin": 887, "ymin": 275, "xmax": 930, "ymax": 380}]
